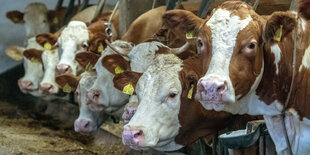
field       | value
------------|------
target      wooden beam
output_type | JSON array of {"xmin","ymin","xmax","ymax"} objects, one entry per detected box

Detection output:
[{"xmin": 119, "ymin": 0, "xmax": 165, "ymax": 37}]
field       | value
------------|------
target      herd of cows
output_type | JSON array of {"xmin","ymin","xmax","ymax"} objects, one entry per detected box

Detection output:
[{"xmin": 4, "ymin": 0, "xmax": 310, "ymax": 154}]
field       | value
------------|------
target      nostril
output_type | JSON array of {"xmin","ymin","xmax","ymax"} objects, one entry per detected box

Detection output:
[
  {"xmin": 217, "ymin": 81, "xmax": 227, "ymax": 94},
  {"xmin": 83, "ymin": 121, "xmax": 90, "ymax": 128},
  {"xmin": 134, "ymin": 130, "xmax": 143, "ymax": 138}
]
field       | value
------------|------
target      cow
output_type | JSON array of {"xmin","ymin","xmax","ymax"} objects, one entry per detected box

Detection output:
[
  {"xmin": 113, "ymin": 53, "xmax": 259, "ymax": 151},
  {"xmin": 6, "ymin": 37, "xmax": 44, "ymax": 96},
  {"xmin": 36, "ymin": 11, "xmax": 120, "ymax": 77},
  {"xmin": 6, "ymin": 2, "xmax": 74, "ymax": 40},
  {"xmin": 162, "ymin": 1, "xmax": 310, "ymax": 154}
]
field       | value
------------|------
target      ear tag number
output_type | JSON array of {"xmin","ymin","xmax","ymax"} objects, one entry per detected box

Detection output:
[
  {"xmin": 187, "ymin": 84, "xmax": 194, "ymax": 99},
  {"xmin": 30, "ymin": 57, "xmax": 39, "ymax": 63},
  {"xmin": 273, "ymin": 25, "xmax": 283, "ymax": 42},
  {"xmin": 123, "ymin": 83, "xmax": 134, "ymax": 95},
  {"xmin": 44, "ymin": 42, "xmax": 52, "ymax": 51},
  {"xmin": 85, "ymin": 62, "xmax": 93, "ymax": 72},
  {"xmin": 63, "ymin": 83, "xmax": 72, "ymax": 93},
  {"xmin": 115, "ymin": 66, "xmax": 124, "ymax": 74},
  {"xmin": 53, "ymin": 17, "xmax": 59, "ymax": 24},
  {"xmin": 98, "ymin": 43, "xmax": 104, "ymax": 53},
  {"xmin": 186, "ymin": 32, "xmax": 194, "ymax": 39}
]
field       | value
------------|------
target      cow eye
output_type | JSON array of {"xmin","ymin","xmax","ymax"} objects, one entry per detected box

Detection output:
[
  {"xmin": 82, "ymin": 43, "xmax": 88, "ymax": 49},
  {"xmin": 168, "ymin": 93, "xmax": 177, "ymax": 99},
  {"xmin": 248, "ymin": 43, "xmax": 255, "ymax": 49},
  {"xmin": 198, "ymin": 39, "xmax": 203, "ymax": 48}
]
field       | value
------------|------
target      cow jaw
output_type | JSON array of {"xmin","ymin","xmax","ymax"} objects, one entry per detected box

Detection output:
[
  {"xmin": 58, "ymin": 21, "xmax": 89, "ymax": 76},
  {"xmin": 123, "ymin": 55, "xmax": 183, "ymax": 151},
  {"xmin": 196, "ymin": 8, "xmax": 252, "ymax": 112}
]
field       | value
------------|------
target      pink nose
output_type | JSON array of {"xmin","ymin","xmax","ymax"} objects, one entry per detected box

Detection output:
[
  {"xmin": 18, "ymin": 79, "xmax": 34, "ymax": 90},
  {"xmin": 39, "ymin": 83, "xmax": 54, "ymax": 94},
  {"xmin": 87, "ymin": 90, "xmax": 100, "ymax": 104},
  {"xmin": 122, "ymin": 102, "xmax": 139, "ymax": 124},
  {"xmin": 56, "ymin": 64, "xmax": 72, "ymax": 76},
  {"xmin": 74, "ymin": 119, "xmax": 96, "ymax": 133},
  {"xmin": 196, "ymin": 77, "xmax": 227, "ymax": 101},
  {"xmin": 122, "ymin": 127, "xmax": 144, "ymax": 146}
]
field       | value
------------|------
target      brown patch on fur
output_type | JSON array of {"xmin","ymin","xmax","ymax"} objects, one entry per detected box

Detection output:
[
  {"xmin": 87, "ymin": 32, "xmax": 108, "ymax": 54},
  {"xmin": 263, "ymin": 11, "xmax": 297, "ymax": 43},
  {"xmin": 113, "ymin": 71, "xmax": 142, "ymax": 94},
  {"xmin": 299, "ymin": 0, "xmax": 310, "ymax": 20},
  {"xmin": 6, "ymin": 10, "xmax": 24, "ymax": 24},
  {"xmin": 55, "ymin": 74, "xmax": 80, "ymax": 92},
  {"xmin": 36, "ymin": 33, "xmax": 58, "ymax": 47},
  {"xmin": 23, "ymin": 48, "xmax": 43, "ymax": 63},
  {"xmin": 101, "ymin": 54, "xmax": 131, "ymax": 74},
  {"xmin": 75, "ymin": 51, "xmax": 100, "ymax": 70}
]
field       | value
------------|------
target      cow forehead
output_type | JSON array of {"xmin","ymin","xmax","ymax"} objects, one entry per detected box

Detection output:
[
  {"xmin": 58, "ymin": 21, "xmax": 89, "ymax": 45},
  {"xmin": 79, "ymin": 72, "xmax": 97, "ymax": 89}
]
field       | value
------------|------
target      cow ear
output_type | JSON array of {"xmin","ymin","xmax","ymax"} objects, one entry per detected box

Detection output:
[
  {"xmin": 47, "ymin": 10, "xmax": 60, "ymax": 25},
  {"xmin": 6, "ymin": 10, "xmax": 24, "ymax": 24},
  {"xmin": 23, "ymin": 49, "xmax": 43, "ymax": 63},
  {"xmin": 113, "ymin": 71, "xmax": 142, "ymax": 95},
  {"xmin": 36, "ymin": 33, "xmax": 58, "ymax": 48},
  {"xmin": 263, "ymin": 11, "xmax": 297, "ymax": 43},
  {"xmin": 5, "ymin": 45, "xmax": 25, "ymax": 61},
  {"xmin": 299, "ymin": 0, "xmax": 310, "ymax": 20},
  {"xmin": 162, "ymin": 9, "xmax": 204, "ymax": 38},
  {"xmin": 88, "ymin": 32, "xmax": 108, "ymax": 54},
  {"xmin": 101, "ymin": 54, "xmax": 131, "ymax": 75},
  {"xmin": 75, "ymin": 51, "xmax": 100, "ymax": 71},
  {"xmin": 55, "ymin": 74, "xmax": 80, "ymax": 92}
]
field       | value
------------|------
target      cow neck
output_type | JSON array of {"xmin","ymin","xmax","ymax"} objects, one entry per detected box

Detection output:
[{"xmin": 287, "ymin": 17, "xmax": 310, "ymax": 119}]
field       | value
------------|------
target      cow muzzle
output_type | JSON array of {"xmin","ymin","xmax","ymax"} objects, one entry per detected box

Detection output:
[
  {"xmin": 122, "ymin": 126, "xmax": 145, "ymax": 147},
  {"xmin": 18, "ymin": 79, "xmax": 35, "ymax": 93},
  {"xmin": 56, "ymin": 64, "xmax": 72, "ymax": 76},
  {"xmin": 39, "ymin": 83, "xmax": 55, "ymax": 95},
  {"xmin": 74, "ymin": 118, "xmax": 97, "ymax": 134},
  {"xmin": 195, "ymin": 76, "xmax": 229, "ymax": 111},
  {"xmin": 122, "ymin": 102, "xmax": 139, "ymax": 125}
]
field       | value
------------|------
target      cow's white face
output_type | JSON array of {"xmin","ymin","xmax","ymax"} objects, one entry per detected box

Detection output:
[
  {"xmin": 39, "ymin": 48, "xmax": 60, "ymax": 95},
  {"xmin": 57, "ymin": 21, "xmax": 89, "ymax": 75},
  {"xmin": 87, "ymin": 41, "xmax": 132, "ymax": 113},
  {"xmin": 195, "ymin": 6, "xmax": 264, "ymax": 114},
  {"xmin": 18, "ymin": 37, "xmax": 44, "ymax": 94},
  {"xmin": 75, "ymin": 72, "xmax": 107, "ymax": 134},
  {"xmin": 24, "ymin": 3, "xmax": 50, "ymax": 39},
  {"xmin": 123, "ymin": 54, "xmax": 183, "ymax": 151}
]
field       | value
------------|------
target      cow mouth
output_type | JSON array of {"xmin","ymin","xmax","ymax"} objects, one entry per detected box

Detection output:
[{"xmin": 198, "ymin": 100, "xmax": 225, "ymax": 111}]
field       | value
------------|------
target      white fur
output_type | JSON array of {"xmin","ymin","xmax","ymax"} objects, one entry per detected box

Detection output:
[
  {"xmin": 57, "ymin": 21, "xmax": 89, "ymax": 75},
  {"xmin": 23, "ymin": 3, "xmax": 50, "ymax": 39},
  {"xmin": 125, "ymin": 54, "xmax": 183, "ymax": 151},
  {"xmin": 40, "ymin": 48, "xmax": 60, "ymax": 94},
  {"xmin": 201, "ymin": 8, "xmax": 252, "ymax": 110},
  {"xmin": 264, "ymin": 111, "xmax": 310, "ymax": 155},
  {"xmin": 299, "ymin": 45, "xmax": 310, "ymax": 71},
  {"xmin": 301, "ymin": 18, "xmax": 306, "ymax": 32},
  {"xmin": 271, "ymin": 44, "xmax": 282, "ymax": 74}
]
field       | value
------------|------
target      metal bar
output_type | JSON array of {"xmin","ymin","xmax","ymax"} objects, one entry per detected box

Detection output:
[
  {"xmin": 56, "ymin": 0, "xmax": 64, "ymax": 9},
  {"xmin": 63, "ymin": 0, "xmax": 76, "ymax": 25},
  {"xmin": 198, "ymin": 0, "xmax": 212, "ymax": 18},
  {"xmin": 78, "ymin": 0, "xmax": 89, "ymax": 12},
  {"xmin": 166, "ymin": 0, "xmax": 177, "ymax": 11}
]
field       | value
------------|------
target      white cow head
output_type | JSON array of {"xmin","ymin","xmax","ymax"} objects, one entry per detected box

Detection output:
[
  {"xmin": 122, "ymin": 54, "xmax": 183, "ymax": 151},
  {"xmin": 6, "ymin": 2, "xmax": 50, "ymax": 39},
  {"xmin": 56, "ymin": 21, "xmax": 89, "ymax": 76}
]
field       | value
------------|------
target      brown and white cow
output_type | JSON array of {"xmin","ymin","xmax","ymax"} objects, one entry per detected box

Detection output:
[
  {"xmin": 114, "ymin": 54, "xmax": 259, "ymax": 151},
  {"xmin": 6, "ymin": 2, "xmax": 73, "ymax": 40},
  {"xmin": 162, "ymin": 1, "xmax": 310, "ymax": 154}
]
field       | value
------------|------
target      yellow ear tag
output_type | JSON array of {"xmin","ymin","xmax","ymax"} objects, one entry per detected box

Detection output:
[
  {"xmin": 85, "ymin": 62, "xmax": 93, "ymax": 72},
  {"xmin": 11, "ymin": 54, "xmax": 23, "ymax": 61},
  {"xmin": 63, "ymin": 83, "xmax": 72, "ymax": 93},
  {"xmin": 115, "ymin": 66, "xmax": 124, "ymax": 74},
  {"xmin": 30, "ymin": 57, "xmax": 39, "ymax": 63},
  {"xmin": 98, "ymin": 43, "xmax": 104, "ymax": 53},
  {"xmin": 13, "ymin": 17, "xmax": 19, "ymax": 23},
  {"xmin": 187, "ymin": 84, "xmax": 194, "ymax": 99},
  {"xmin": 44, "ymin": 42, "xmax": 52, "ymax": 51},
  {"xmin": 52, "ymin": 17, "xmax": 59, "ymax": 24},
  {"xmin": 123, "ymin": 83, "xmax": 134, "ymax": 95},
  {"xmin": 186, "ymin": 32, "xmax": 194, "ymax": 39},
  {"xmin": 273, "ymin": 25, "xmax": 283, "ymax": 42}
]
